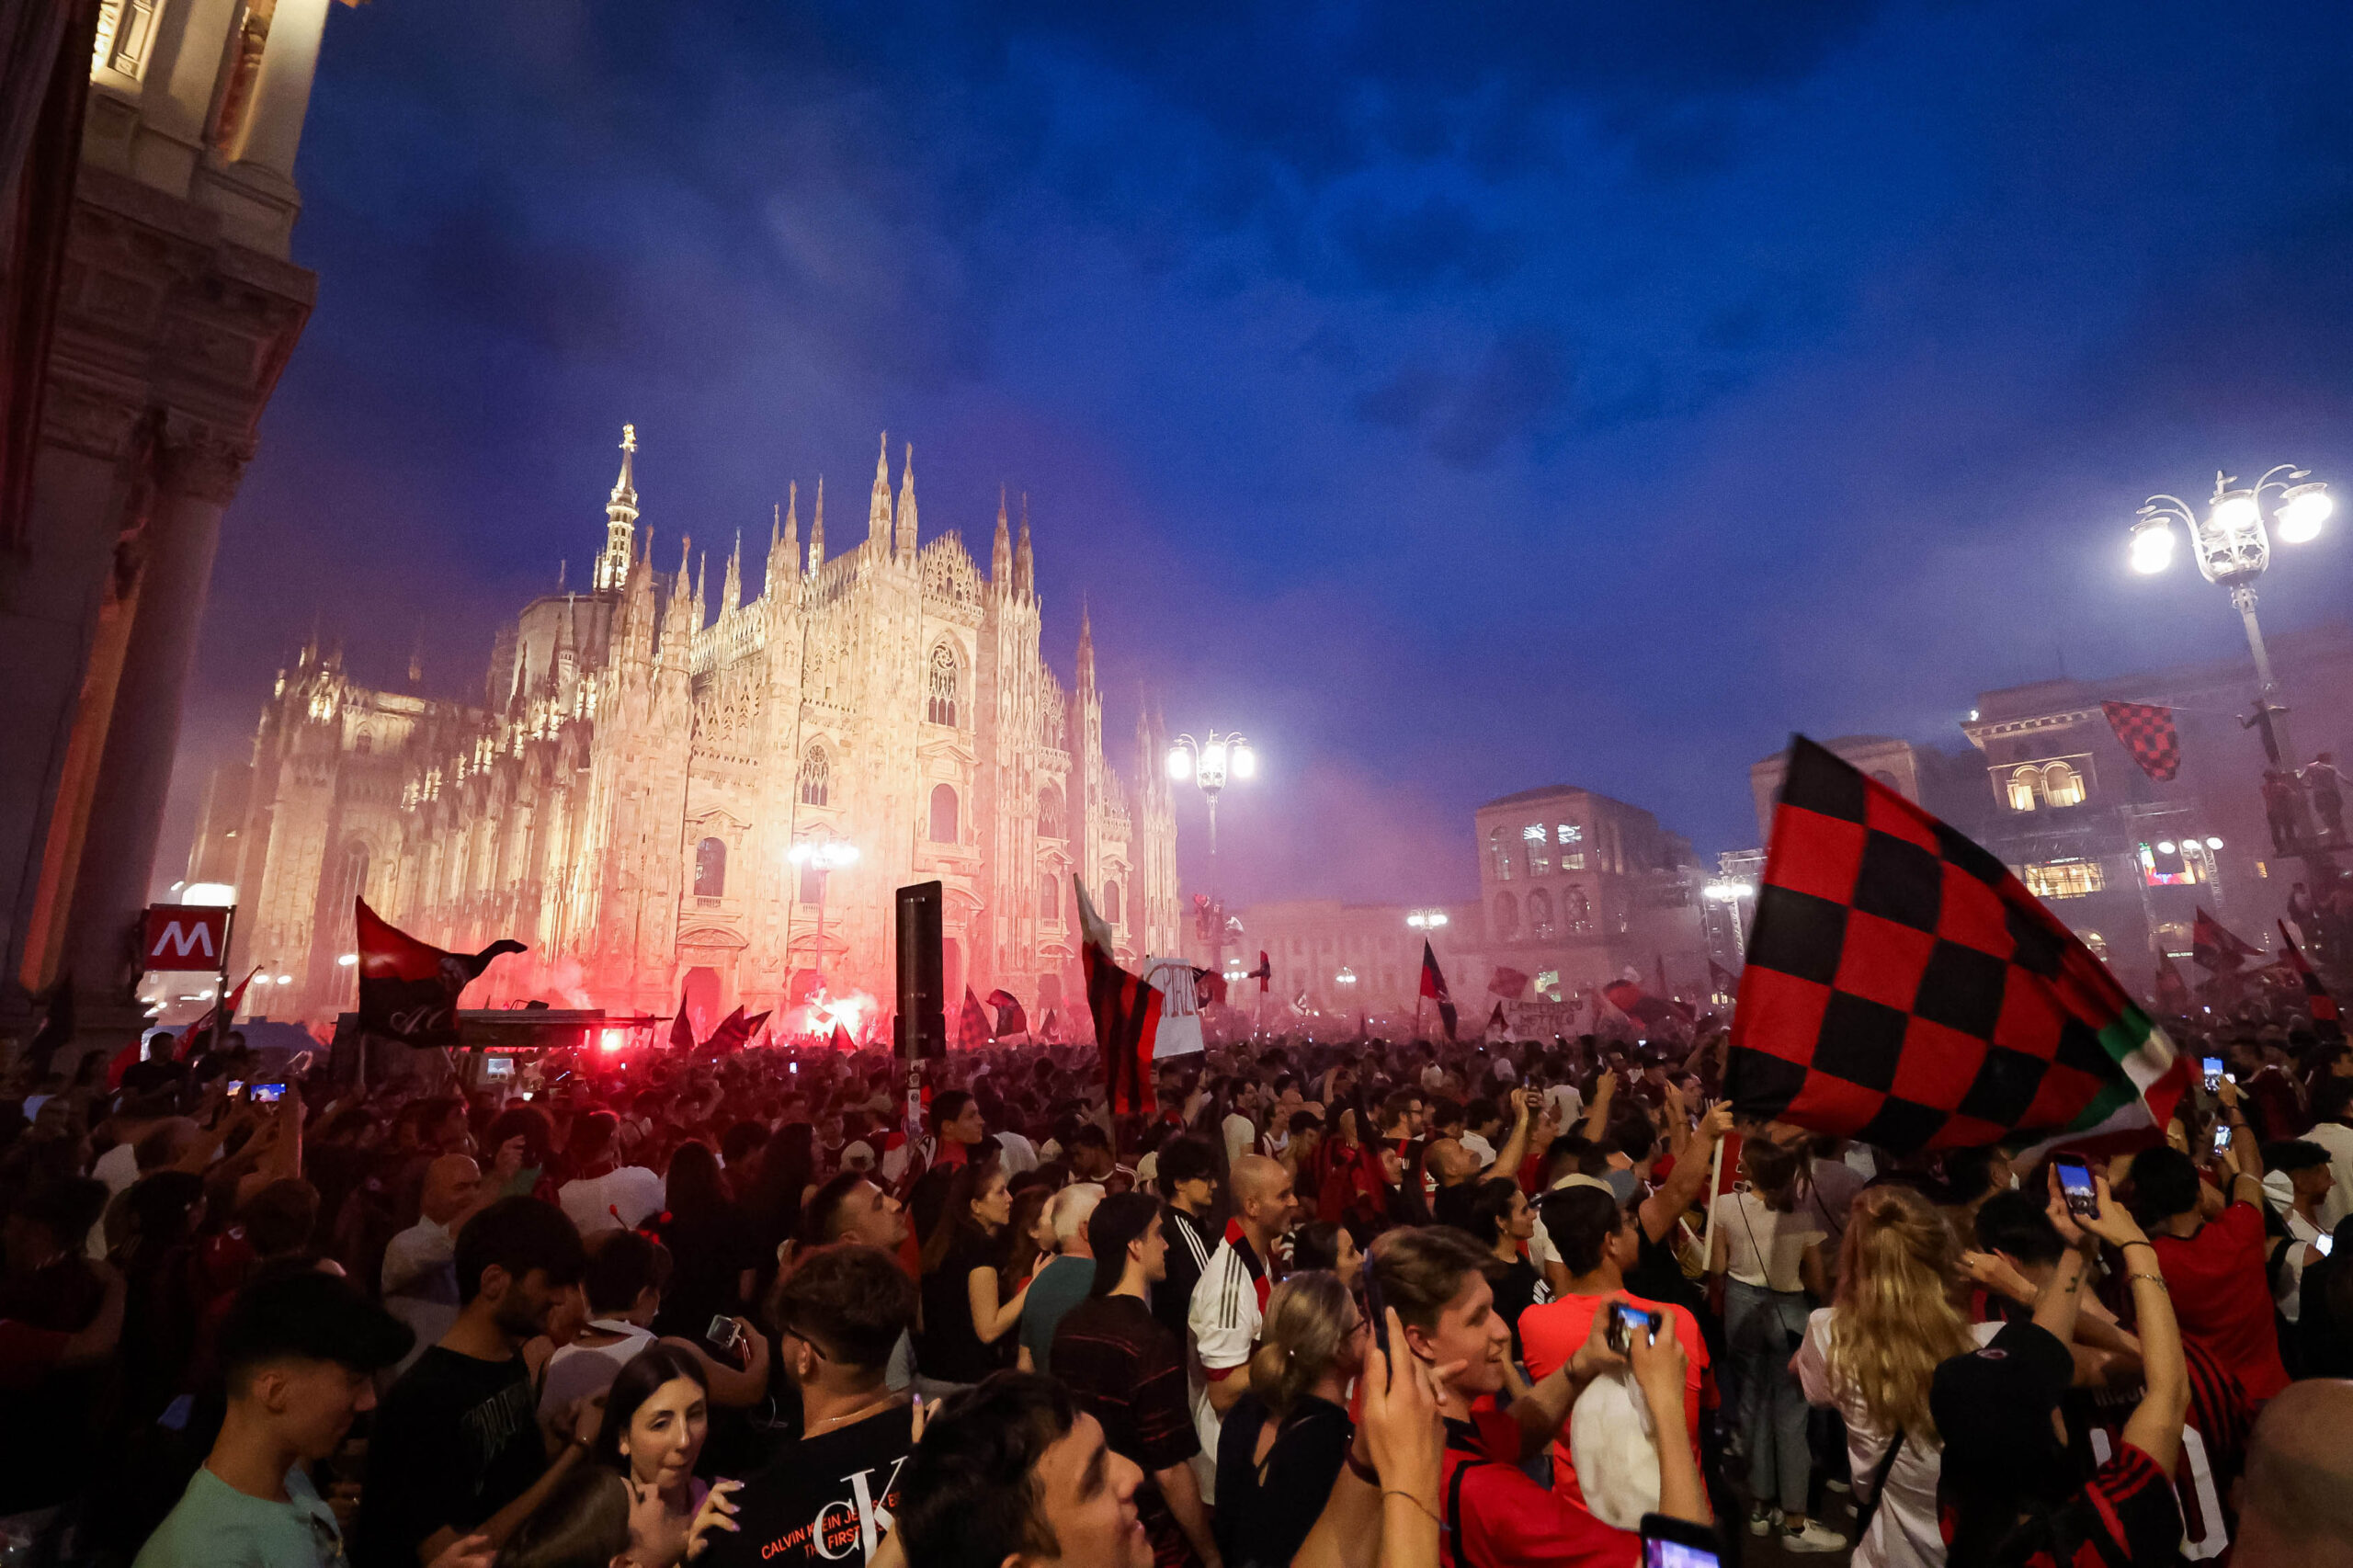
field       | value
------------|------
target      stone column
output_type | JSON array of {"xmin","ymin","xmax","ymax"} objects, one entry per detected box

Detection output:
[
  {"xmin": 62, "ymin": 418, "xmax": 250, "ymax": 1027},
  {"xmin": 224, "ymin": 0, "xmax": 330, "ymax": 180}
]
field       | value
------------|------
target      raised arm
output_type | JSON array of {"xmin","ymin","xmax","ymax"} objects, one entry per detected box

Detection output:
[
  {"xmin": 1641, "ymin": 1103, "xmax": 1732, "ymax": 1244},
  {"xmin": 2074, "ymin": 1176, "xmax": 2187, "ymax": 1472}
]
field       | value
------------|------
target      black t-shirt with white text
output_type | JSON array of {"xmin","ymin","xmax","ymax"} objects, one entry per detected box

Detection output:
[
  {"xmin": 353, "ymin": 1346, "xmax": 546, "ymax": 1568},
  {"xmin": 701, "ymin": 1404, "xmax": 917, "ymax": 1568}
]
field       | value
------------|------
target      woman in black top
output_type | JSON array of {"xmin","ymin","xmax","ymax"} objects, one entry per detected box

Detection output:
[
  {"xmin": 913, "ymin": 1154, "xmax": 1030, "ymax": 1389},
  {"xmin": 1214, "ymin": 1270, "xmax": 1364, "ymax": 1568},
  {"xmin": 1470, "ymin": 1176, "xmax": 1547, "ymax": 1357},
  {"xmin": 651, "ymin": 1141, "xmax": 760, "ymax": 1341}
]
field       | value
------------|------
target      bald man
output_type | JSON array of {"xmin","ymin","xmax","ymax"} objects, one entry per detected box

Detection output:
[
  {"xmin": 1186, "ymin": 1153, "xmax": 1296, "ymax": 1504},
  {"xmin": 2239, "ymin": 1380, "xmax": 2353, "ymax": 1566},
  {"xmin": 381, "ymin": 1153, "xmax": 484, "ymax": 1373}
]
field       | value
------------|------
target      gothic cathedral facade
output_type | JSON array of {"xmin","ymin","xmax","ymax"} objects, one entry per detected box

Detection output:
[{"xmin": 187, "ymin": 428, "xmax": 1182, "ymax": 1035}]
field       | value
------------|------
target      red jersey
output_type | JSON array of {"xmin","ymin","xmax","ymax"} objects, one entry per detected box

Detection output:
[
  {"xmin": 1440, "ymin": 1399, "xmax": 1629, "ymax": 1568},
  {"xmin": 2150, "ymin": 1202, "xmax": 2290, "ymax": 1403}
]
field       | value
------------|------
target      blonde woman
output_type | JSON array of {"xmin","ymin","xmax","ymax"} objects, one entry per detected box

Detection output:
[
  {"xmin": 1793, "ymin": 1183, "xmax": 1989, "ymax": 1568},
  {"xmin": 1212, "ymin": 1270, "xmax": 1366, "ymax": 1568}
]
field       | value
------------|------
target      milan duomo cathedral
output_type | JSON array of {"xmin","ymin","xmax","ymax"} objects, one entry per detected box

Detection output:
[{"xmin": 184, "ymin": 427, "xmax": 1182, "ymax": 1036}]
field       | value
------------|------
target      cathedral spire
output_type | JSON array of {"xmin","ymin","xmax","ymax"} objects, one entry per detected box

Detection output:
[
  {"xmin": 1014, "ymin": 493, "xmax": 1035, "ymax": 598},
  {"xmin": 597, "ymin": 423, "xmax": 641, "ymax": 592},
  {"xmin": 868, "ymin": 432, "xmax": 891, "ymax": 545},
  {"xmin": 809, "ymin": 475, "xmax": 826, "ymax": 572},
  {"xmin": 722, "ymin": 528, "xmax": 742, "ymax": 612},
  {"xmin": 1077, "ymin": 597, "xmax": 1095, "ymax": 687},
  {"xmin": 694, "ymin": 547, "xmax": 708, "ymax": 623},
  {"xmin": 992, "ymin": 485, "xmax": 1012, "ymax": 585},
  {"xmin": 894, "ymin": 441, "xmax": 917, "ymax": 559}
]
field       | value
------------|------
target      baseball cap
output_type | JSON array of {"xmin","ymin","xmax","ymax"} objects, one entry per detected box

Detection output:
[{"xmin": 1930, "ymin": 1320, "xmax": 2078, "ymax": 1555}]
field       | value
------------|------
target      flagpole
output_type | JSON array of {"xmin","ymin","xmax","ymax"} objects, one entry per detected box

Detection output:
[
  {"xmin": 215, "ymin": 903, "xmax": 237, "ymax": 1055},
  {"xmin": 1699, "ymin": 1133, "xmax": 1727, "ymax": 1277}
]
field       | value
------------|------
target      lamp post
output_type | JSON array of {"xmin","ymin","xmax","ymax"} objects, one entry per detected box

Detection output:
[
  {"xmin": 1405, "ymin": 909, "xmax": 1449, "ymax": 931},
  {"xmin": 1168, "ymin": 729, "xmax": 1255, "ymax": 969},
  {"xmin": 786, "ymin": 836, "xmax": 860, "ymax": 993},
  {"xmin": 2130, "ymin": 466, "xmax": 2333, "ymax": 774}
]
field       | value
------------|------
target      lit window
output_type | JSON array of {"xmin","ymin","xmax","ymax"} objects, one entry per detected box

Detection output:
[
  {"xmin": 799, "ymin": 745, "xmax": 830, "ymax": 807},
  {"xmin": 694, "ymin": 836, "xmax": 727, "ymax": 897},
  {"xmin": 2042, "ymin": 761, "xmax": 2085, "ymax": 807},
  {"xmin": 927, "ymin": 643, "xmax": 959, "ymax": 727},
  {"xmin": 1039, "ymin": 786, "xmax": 1066, "ymax": 840},
  {"xmin": 1040, "ymin": 871, "xmax": 1060, "ymax": 925},
  {"xmin": 928, "ymin": 783, "xmax": 958, "ymax": 844},
  {"xmin": 1495, "ymin": 891, "xmax": 1519, "ymax": 938},
  {"xmin": 1527, "ymin": 888, "xmax": 1554, "ymax": 938},
  {"xmin": 2019, "ymin": 859, "xmax": 2105, "ymax": 899},
  {"xmin": 1565, "ymin": 887, "xmax": 1592, "ymax": 934},
  {"xmin": 1523, "ymin": 824, "xmax": 1550, "ymax": 877},
  {"xmin": 1489, "ymin": 825, "xmax": 1513, "ymax": 881},
  {"xmin": 2007, "ymin": 767, "xmax": 2040, "ymax": 812}
]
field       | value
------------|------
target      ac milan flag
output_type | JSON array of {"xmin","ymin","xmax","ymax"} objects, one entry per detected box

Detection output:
[
  {"xmin": 707, "ymin": 1007, "xmax": 769, "ymax": 1053},
  {"xmin": 961, "ymin": 986, "xmax": 994, "ymax": 1045},
  {"xmin": 2099, "ymin": 700, "xmax": 2181, "ymax": 783},
  {"xmin": 2278, "ymin": 921, "xmax": 2343, "ymax": 1040},
  {"xmin": 669, "ymin": 991, "xmax": 697, "ymax": 1051},
  {"xmin": 2191, "ymin": 908, "xmax": 2260, "ymax": 972},
  {"xmin": 1418, "ymin": 942, "xmax": 1458, "ymax": 1042},
  {"xmin": 179, "ymin": 965, "xmax": 260, "ymax": 1057},
  {"xmin": 1193, "ymin": 968, "xmax": 1230, "ymax": 1008},
  {"xmin": 2152, "ymin": 950, "xmax": 2194, "ymax": 1017},
  {"xmin": 1076, "ymin": 876, "xmax": 1164, "ymax": 1115},
  {"xmin": 355, "ymin": 899, "xmax": 526, "ymax": 1048},
  {"xmin": 1728, "ymin": 737, "xmax": 2187, "ymax": 1158},
  {"xmin": 1489, "ymin": 966, "xmax": 1531, "ymax": 1000},
  {"xmin": 1604, "ymin": 977, "xmax": 1695, "ymax": 1033},
  {"xmin": 985, "ymin": 988, "xmax": 1029, "ymax": 1039},
  {"xmin": 1246, "ymin": 952, "xmax": 1272, "ymax": 992}
]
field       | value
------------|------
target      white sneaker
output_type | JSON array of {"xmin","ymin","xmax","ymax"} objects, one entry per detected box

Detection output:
[
  {"xmin": 1746, "ymin": 1506, "xmax": 1780, "ymax": 1537},
  {"xmin": 1781, "ymin": 1521, "xmax": 1849, "ymax": 1553}
]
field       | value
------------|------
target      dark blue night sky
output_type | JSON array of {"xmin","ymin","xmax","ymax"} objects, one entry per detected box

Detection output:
[{"xmin": 170, "ymin": 0, "xmax": 2353, "ymax": 906}]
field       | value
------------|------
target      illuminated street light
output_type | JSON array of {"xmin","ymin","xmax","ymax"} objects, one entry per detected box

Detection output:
[
  {"xmin": 785, "ymin": 835, "xmax": 859, "ymax": 991},
  {"xmin": 1704, "ymin": 881, "xmax": 1755, "ymax": 902},
  {"xmin": 277, "ymin": 974, "xmax": 292, "ymax": 985},
  {"xmin": 2205, "ymin": 836, "xmax": 2224, "ymax": 849},
  {"xmin": 2130, "ymin": 465, "xmax": 2331, "ymax": 798},
  {"xmin": 336, "ymin": 953, "xmax": 358, "ymax": 967},
  {"xmin": 1167, "ymin": 728, "xmax": 1255, "ymax": 971},
  {"xmin": 1406, "ymin": 908, "xmax": 1449, "ymax": 930},
  {"xmin": 1336, "ymin": 967, "xmax": 1358, "ymax": 988}
]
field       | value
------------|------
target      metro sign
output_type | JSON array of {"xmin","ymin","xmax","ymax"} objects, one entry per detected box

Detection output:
[{"xmin": 142, "ymin": 905, "xmax": 230, "ymax": 971}]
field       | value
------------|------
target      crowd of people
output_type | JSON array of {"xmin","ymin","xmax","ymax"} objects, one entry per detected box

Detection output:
[{"xmin": 5, "ymin": 994, "xmax": 2353, "ymax": 1567}]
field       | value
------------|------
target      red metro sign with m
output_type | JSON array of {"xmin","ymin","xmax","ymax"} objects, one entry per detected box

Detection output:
[{"xmin": 142, "ymin": 905, "xmax": 229, "ymax": 971}]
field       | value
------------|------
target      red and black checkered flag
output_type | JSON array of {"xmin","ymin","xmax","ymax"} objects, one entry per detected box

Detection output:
[
  {"xmin": 2278, "ymin": 921, "xmax": 2343, "ymax": 1041},
  {"xmin": 1728, "ymin": 737, "xmax": 2187, "ymax": 1156},
  {"xmin": 2099, "ymin": 700, "xmax": 2180, "ymax": 782}
]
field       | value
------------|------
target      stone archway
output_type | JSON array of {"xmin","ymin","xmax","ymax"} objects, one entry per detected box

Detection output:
[{"xmin": 679, "ymin": 965, "xmax": 723, "ymax": 1040}]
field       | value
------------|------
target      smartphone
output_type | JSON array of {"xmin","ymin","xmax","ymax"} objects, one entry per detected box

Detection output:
[
  {"xmin": 2213, "ymin": 1124, "xmax": 2234, "ymax": 1156},
  {"xmin": 2055, "ymin": 1158, "xmax": 2097, "ymax": 1218},
  {"xmin": 247, "ymin": 1082, "xmax": 286, "ymax": 1105},
  {"xmin": 1364, "ymin": 1262, "xmax": 1392, "ymax": 1365},
  {"xmin": 1607, "ymin": 1301, "xmax": 1664, "ymax": 1355},
  {"xmin": 226, "ymin": 1080, "xmax": 244, "ymax": 1098},
  {"xmin": 2201, "ymin": 1056, "xmax": 2224, "ymax": 1092},
  {"xmin": 483, "ymin": 1057, "xmax": 514, "ymax": 1080},
  {"xmin": 1640, "ymin": 1513, "xmax": 1723, "ymax": 1567},
  {"xmin": 704, "ymin": 1313, "xmax": 746, "ymax": 1370}
]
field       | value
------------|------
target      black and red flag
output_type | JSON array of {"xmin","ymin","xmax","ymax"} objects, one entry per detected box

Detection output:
[
  {"xmin": 108, "ymin": 968, "xmax": 257, "ymax": 1089},
  {"xmin": 1418, "ymin": 942, "xmax": 1458, "ymax": 1042},
  {"xmin": 961, "ymin": 986, "xmax": 994, "ymax": 1045},
  {"xmin": 1246, "ymin": 952, "xmax": 1272, "ymax": 992},
  {"xmin": 1486, "ymin": 1001, "xmax": 1508, "ymax": 1037},
  {"xmin": 1489, "ymin": 965, "xmax": 1531, "ymax": 1000},
  {"xmin": 1604, "ymin": 977, "xmax": 1695, "ymax": 1033},
  {"xmin": 1708, "ymin": 958, "xmax": 1740, "ymax": 1000},
  {"xmin": 2278, "ymin": 921, "xmax": 2343, "ymax": 1040},
  {"xmin": 2099, "ymin": 700, "xmax": 2181, "ymax": 782},
  {"xmin": 1076, "ymin": 877, "xmax": 1162, "ymax": 1114},
  {"xmin": 706, "ymin": 1006, "xmax": 768, "ymax": 1053},
  {"xmin": 985, "ymin": 988, "xmax": 1028, "ymax": 1038},
  {"xmin": 1193, "ymin": 968, "xmax": 1230, "ymax": 1008},
  {"xmin": 355, "ymin": 899, "xmax": 526, "ymax": 1049},
  {"xmin": 2191, "ymin": 908, "xmax": 2260, "ymax": 972},
  {"xmin": 1728, "ymin": 737, "xmax": 2187, "ymax": 1158},
  {"xmin": 2152, "ymin": 950, "xmax": 2194, "ymax": 1017}
]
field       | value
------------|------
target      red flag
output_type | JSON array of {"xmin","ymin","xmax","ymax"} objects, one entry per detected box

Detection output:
[
  {"xmin": 985, "ymin": 988, "xmax": 1029, "ymax": 1038},
  {"xmin": 172, "ymin": 966, "xmax": 259, "ymax": 1062},
  {"xmin": 1603, "ymin": 978, "xmax": 1694, "ymax": 1032},
  {"xmin": 1192, "ymin": 968, "xmax": 1229, "ymax": 1008},
  {"xmin": 2191, "ymin": 908, "xmax": 2260, "ymax": 972},
  {"xmin": 1246, "ymin": 951, "xmax": 1272, "ymax": 993},
  {"xmin": 2279, "ymin": 921, "xmax": 2343, "ymax": 1040},
  {"xmin": 1418, "ymin": 942, "xmax": 1457, "ymax": 1042},
  {"xmin": 355, "ymin": 899, "xmax": 525, "ymax": 1048},
  {"xmin": 1488, "ymin": 966, "xmax": 1530, "ymax": 1000},
  {"xmin": 961, "ymin": 986, "xmax": 993, "ymax": 1045},
  {"xmin": 830, "ymin": 1020, "xmax": 854, "ymax": 1052},
  {"xmin": 2152, "ymin": 950, "xmax": 2194, "ymax": 1016},
  {"xmin": 1077, "ymin": 877, "xmax": 1162, "ymax": 1114},
  {"xmin": 707, "ymin": 1007, "xmax": 767, "ymax": 1053}
]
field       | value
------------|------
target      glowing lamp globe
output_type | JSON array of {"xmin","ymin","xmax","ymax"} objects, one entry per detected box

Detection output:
[
  {"xmin": 2129, "ymin": 517, "xmax": 2176, "ymax": 575},
  {"xmin": 1231, "ymin": 744, "xmax": 1256, "ymax": 779},
  {"xmin": 2278, "ymin": 486, "xmax": 2333, "ymax": 544},
  {"xmin": 1166, "ymin": 746, "xmax": 1193, "ymax": 781}
]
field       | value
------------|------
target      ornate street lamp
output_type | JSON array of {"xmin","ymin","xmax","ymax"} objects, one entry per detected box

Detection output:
[
  {"xmin": 785, "ymin": 836, "xmax": 859, "ymax": 989},
  {"xmin": 1405, "ymin": 909, "xmax": 1449, "ymax": 931},
  {"xmin": 2130, "ymin": 466, "xmax": 2331, "ymax": 770},
  {"xmin": 1166, "ymin": 730, "xmax": 1255, "ymax": 858}
]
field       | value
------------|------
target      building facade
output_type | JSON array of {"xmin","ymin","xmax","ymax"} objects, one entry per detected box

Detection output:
[
  {"xmin": 1228, "ymin": 899, "xmax": 1476, "ymax": 1019},
  {"xmin": 3, "ymin": 0, "xmax": 338, "ymax": 1052},
  {"xmin": 186, "ymin": 430, "xmax": 1181, "ymax": 1033}
]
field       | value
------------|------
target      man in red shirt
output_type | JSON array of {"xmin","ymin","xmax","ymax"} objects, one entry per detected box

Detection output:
[
  {"xmin": 2133, "ymin": 1082, "xmax": 2290, "ymax": 1403},
  {"xmin": 1364, "ymin": 1226, "xmax": 1711, "ymax": 1567},
  {"xmin": 1517, "ymin": 1185, "xmax": 1708, "ymax": 1532}
]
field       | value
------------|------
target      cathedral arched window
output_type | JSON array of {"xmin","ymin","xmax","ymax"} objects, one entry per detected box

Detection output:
[
  {"xmin": 929, "ymin": 784, "xmax": 959, "ymax": 844},
  {"xmin": 1488, "ymin": 825, "xmax": 1513, "ymax": 881},
  {"xmin": 1039, "ymin": 785, "xmax": 1066, "ymax": 840},
  {"xmin": 1105, "ymin": 881, "xmax": 1122, "ymax": 926},
  {"xmin": 1527, "ymin": 888, "xmax": 1554, "ymax": 939},
  {"xmin": 2007, "ymin": 766, "xmax": 2040, "ymax": 812},
  {"xmin": 927, "ymin": 643, "xmax": 960, "ymax": 727},
  {"xmin": 800, "ymin": 745, "xmax": 829, "ymax": 807},
  {"xmin": 1040, "ymin": 871, "xmax": 1060, "ymax": 926},
  {"xmin": 1494, "ymin": 891, "xmax": 1519, "ymax": 938},
  {"xmin": 2041, "ymin": 760, "xmax": 2085, "ymax": 807},
  {"xmin": 695, "ymin": 836, "xmax": 726, "ymax": 897}
]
